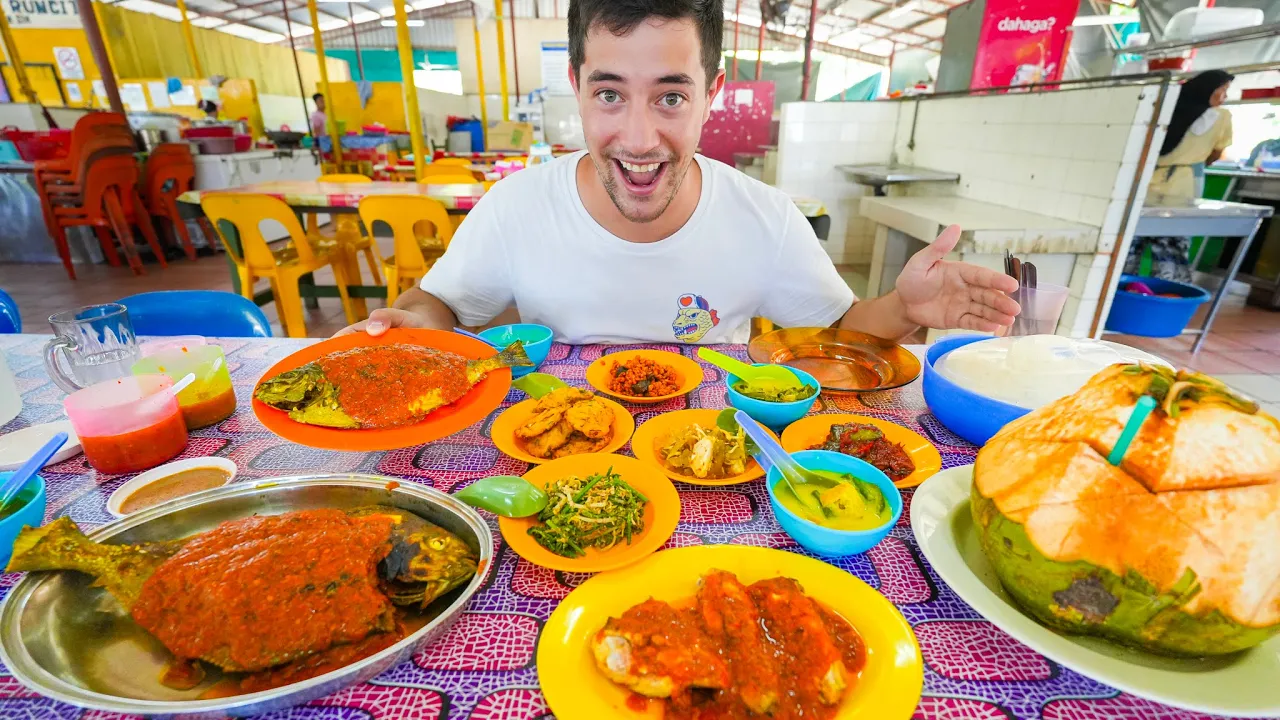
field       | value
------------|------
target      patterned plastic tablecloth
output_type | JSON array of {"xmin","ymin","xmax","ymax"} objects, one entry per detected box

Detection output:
[
  {"xmin": 176, "ymin": 180, "xmax": 487, "ymax": 211},
  {"xmin": 0, "ymin": 335, "xmax": 1229, "ymax": 720}
]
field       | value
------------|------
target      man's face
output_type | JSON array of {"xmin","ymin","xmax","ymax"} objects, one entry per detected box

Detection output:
[{"xmin": 571, "ymin": 17, "xmax": 724, "ymax": 223}]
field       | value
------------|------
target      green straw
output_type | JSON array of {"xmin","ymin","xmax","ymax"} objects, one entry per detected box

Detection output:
[{"xmin": 1108, "ymin": 396, "xmax": 1157, "ymax": 467}]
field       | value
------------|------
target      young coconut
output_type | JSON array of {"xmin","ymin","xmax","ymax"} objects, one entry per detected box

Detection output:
[{"xmin": 972, "ymin": 363, "xmax": 1280, "ymax": 657}]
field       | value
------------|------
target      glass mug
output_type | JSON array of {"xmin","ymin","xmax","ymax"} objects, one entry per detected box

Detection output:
[{"xmin": 43, "ymin": 304, "xmax": 140, "ymax": 394}]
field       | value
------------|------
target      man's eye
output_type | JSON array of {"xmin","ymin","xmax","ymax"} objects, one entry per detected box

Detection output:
[
  {"xmin": 659, "ymin": 93, "xmax": 684, "ymax": 108},
  {"xmin": 599, "ymin": 90, "xmax": 621, "ymax": 104}
]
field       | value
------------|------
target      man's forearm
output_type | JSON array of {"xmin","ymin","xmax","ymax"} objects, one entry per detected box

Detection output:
[
  {"xmin": 837, "ymin": 290, "xmax": 919, "ymax": 341},
  {"xmin": 393, "ymin": 288, "xmax": 460, "ymax": 329}
]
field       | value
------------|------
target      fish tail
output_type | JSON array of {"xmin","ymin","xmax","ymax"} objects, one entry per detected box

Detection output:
[
  {"xmin": 497, "ymin": 341, "xmax": 534, "ymax": 369},
  {"xmin": 6, "ymin": 517, "xmax": 97, "ymax": 574}
]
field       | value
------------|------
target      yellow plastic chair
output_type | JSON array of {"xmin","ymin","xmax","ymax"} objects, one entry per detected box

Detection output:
[
  {"xmin": 201, "ymin": 193, "xmax": 357, "ymax": 338},
  {"xmin": 433, "ymin": 158, "xmax": 472, "ymax": 167},
  {"xmin": 309, "ymin": 174, "xmax": 382, "ymax": 311},
  {"xmin": 421, "ymin": 165, "xmax": 483, "ymax": 182},
  {"xmin": 358, "ymin": 195, "xmax": 456, "ymax": 305}
]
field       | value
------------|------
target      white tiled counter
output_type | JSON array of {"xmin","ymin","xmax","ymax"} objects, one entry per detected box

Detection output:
[{"xmin": 861, "ymin": 195, "xmax": 1110, "ymax": 341}]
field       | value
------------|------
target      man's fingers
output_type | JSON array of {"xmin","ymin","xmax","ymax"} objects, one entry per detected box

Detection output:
[
  {"xmin": 333, "ymin": 320, "xmax": 369, "ymax": 338},
  {"xmin": 926, "ymin": 225, "xmax": 962, "ymax": 259},
  {"xmin": 970, "ymin": 286, "xmax": 1021, "ymax": 318},
  {"xmin": 958, "ymin": 262, "xmax": 1019, "ymax": 294}
]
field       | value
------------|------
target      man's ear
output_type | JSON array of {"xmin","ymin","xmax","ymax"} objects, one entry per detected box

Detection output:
[{"xmin": 703, "ymin": 69, "xmax": 727, "ymax": 123}]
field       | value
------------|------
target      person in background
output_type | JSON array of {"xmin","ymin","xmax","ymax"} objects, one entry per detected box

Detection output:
[
  {"xmin": 310, "ymin": 93, "xmax": 328, "ymax": 138},
  {"xmin": 1125, "ymin": 70, "xmax": 1235, "ymax": 282},
  {"xmin": 195, "ymin": 100, "xmax": 220, "ymax": 125}
]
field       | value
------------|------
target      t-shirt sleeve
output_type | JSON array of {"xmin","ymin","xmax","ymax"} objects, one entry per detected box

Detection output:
[
  {"xmin": 418, "ymin": 195, "xmax": 514, "ymax": 327},
  {"xmin": 755, "ymin": 201, "xmax": 856, "ymax": 328}
]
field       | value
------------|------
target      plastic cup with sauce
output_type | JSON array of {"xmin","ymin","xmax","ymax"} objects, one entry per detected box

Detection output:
[
  {"xmin": 132, "ymin": 344, "xmax": 236, "ymax": 430},
  {"xmin": 63, "ymin": 375, "xmax": 189, "ymax": 475}
]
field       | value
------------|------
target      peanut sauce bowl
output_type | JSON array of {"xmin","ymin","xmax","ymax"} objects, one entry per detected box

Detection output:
[{"xmin": 0, "ymin": 474, "xmax": 494, "ymax": 718}]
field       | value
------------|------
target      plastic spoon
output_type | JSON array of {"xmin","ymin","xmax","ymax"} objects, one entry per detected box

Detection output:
[
  {"xmin": 455, "ymin": 475, "xmax": 548, "ymax": 518},
  {"xmin": 0, "ymin": 431, "xmax": 67, "ymax": 514},
  {"xmin": 733, "ymin": 410, "xmax": 835, "ymax": 516},
  {"xmin": 453, "ymin": 327, "xmax": 499, "ymax": 349},
  {"xmin": 698, "ymin": 348, "xmax": 802, "ymax": 391}
]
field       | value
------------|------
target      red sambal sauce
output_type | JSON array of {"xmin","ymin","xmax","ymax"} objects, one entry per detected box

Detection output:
[
  {"xmin": 318, "ymin": 346, "xmax": 470, "ymax": 428},
  {"xmin": 131, "ymin": 509, "xmax": 397, "ymax": 673},
  {"xmin": 80, "ymin": 410, "xmax": 188, "ymax": 474},
  {"xmin": 180, "ymin": 386, "xmax": 238, "ymax": 430}
]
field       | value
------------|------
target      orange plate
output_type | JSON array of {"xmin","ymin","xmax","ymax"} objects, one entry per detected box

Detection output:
[
  {"xmin": 498, "ymin": 454, "xmax": 679, "ymax": 573},
  {"xmin": 585, "ymin": 349, "xmax": 704, "ymax": 405},
  {"xmin": 748, "ymin": 327, "xmax": 921, "ymax": 392},
  {"xmin": 490, "ymin": 395, "xmax": 636, "ymax": 464},
  {"xmin": 630, "ymin": 408, "xmax": 777, "ymax": 486},
  {"xmin": 780, "ymin": 413, "xmax": 942, "ymax": 489},
  {"xmin": 252, "ymin": 328, "xmax": 511, "ymax": 452}
]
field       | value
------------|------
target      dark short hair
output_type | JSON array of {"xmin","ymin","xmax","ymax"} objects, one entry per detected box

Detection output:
[
  {"xmin": 312, "ymin": 93, "xmax": 324, "ymax": 102},
  {"xmin": 568, "ymin": 0, "xmax": 724, "ymax": 89}
]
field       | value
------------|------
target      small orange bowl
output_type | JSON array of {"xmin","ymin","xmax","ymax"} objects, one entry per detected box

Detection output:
[
  {"xmin": 630, "ymin": 408, "xmax": 777, "ymax": 486},
  {"xmin": 585, "ymin": 349, "xmax": 703, "ymax": 405},
  {"xmin": 498, "ymin": 453, "xmax": 680, "ymax": 573},
  {"xmin": 780, "ymin": 414, "xmax": 941, "ymax": 489},
  {"xmin": 490, "ymin": 395, "xmax": 635, "ymax": 464}
]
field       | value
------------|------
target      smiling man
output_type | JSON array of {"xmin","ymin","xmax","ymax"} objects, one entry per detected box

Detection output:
[{"xmin": 337, "ymin": 0, "xmax": 1019, "ymax": 343}]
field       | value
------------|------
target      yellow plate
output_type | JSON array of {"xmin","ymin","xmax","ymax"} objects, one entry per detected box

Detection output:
[
  {"xmin": 490, "ymin": 396, "xmax": 636, "ymax": 464},
  {"xmin": 498, "ymin": 454, "xmax": 679, "ymax": 573},
  {"xmin": 537, "ymin": 544, "xmax": 924, "ymax": 720},
  {"xmin": 585, "ymin": 349, "xmax": 704, "ymax": 405},
  {"xmin": 630, "ymin": 408, "xmax": 776, "ymax": 486},
  {"xmin": 780, "ymin": 414, "xmax": 942, "ymax": 489}
]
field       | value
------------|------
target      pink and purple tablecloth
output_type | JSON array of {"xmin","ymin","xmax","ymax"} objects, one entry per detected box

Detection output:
[
  {"xmin": 177, "ymin": 181, "xmax": 487, "ymax": 212},
  {"xmin": 0, "ymin": 336, "xmax": 1232, "ymax": 720}
]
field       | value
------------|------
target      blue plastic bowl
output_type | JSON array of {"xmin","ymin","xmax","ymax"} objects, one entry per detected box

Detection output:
[
  {"xmin": 479, "ymin": 324, "xmax": 553, "ymax": 378},
  {"xmin": 765, "ymin": 450, "xmax": 901, "ymax": 557},
  {"xmin": 726, "ymin": 365, "xmax": 820, "ymax": 431},
  {"xmin": 0, "ymin": 473, "xmax": 46, "ymax": 568},
  {"xmin": 1105, "ymin": 274, "xmax": 1211, "ymax": 338},
  {"xmin": 923, "ymin": 335, "xmax": 1029, "ymax": 447}
]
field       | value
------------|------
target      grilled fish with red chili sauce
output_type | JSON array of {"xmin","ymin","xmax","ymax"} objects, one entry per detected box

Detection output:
[{"xmin": 254, "ymin": 342, "xmax": 532, "ymax": 429}]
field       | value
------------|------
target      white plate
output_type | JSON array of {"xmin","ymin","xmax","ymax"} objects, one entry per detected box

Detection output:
[
  {"xmin": 106, "ymin": 456, "xmax": 237, "ymax": 518},
  {"xmin": 0, "ymin": 422, "xmax": 82, "ymax": 471},
  {"xmin": 911, "ymin": 465, "xmax": 1280, "ymax": 718}
]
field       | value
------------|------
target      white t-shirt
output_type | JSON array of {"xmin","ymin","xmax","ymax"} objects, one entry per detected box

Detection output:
[{"xmin": 420, "ymin": 151, "xmax": 854, "ymax": 345}]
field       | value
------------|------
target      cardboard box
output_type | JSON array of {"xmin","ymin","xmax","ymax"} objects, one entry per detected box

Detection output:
[{"xmin": 488, "ymin": 121, "xmax": 534, "ymax": 152}]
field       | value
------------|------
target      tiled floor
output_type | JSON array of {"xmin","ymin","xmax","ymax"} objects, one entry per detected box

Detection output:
[{"xmin": 2, "ymin": 256, "xmax": 1278, "ymax": 413}]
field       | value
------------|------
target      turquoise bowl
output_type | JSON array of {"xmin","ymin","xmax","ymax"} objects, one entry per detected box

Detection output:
[
  {"xmin": 479, "ymin": 324, "xmax": 553, "ymax": 379},
  {"xmin": 0, "ymin": 473, "xmax": 46, "ymax": 567},
  {"xmin": 765, "ymin": 450, "xmax": 901, "ymax": 557},
  {"xmin": 726, "ymin": 364, "xmax": 820, "ymax": 431}
]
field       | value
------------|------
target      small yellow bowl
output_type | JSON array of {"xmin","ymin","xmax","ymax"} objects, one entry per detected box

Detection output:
[
  {"xmin": 780, "ymin": 413, "xmax": 941, "ymax": 489},
  {"xmin": 490, "ymin": 396, "xmax": 635, "ymax": 465},
  {"xmin": 585, "ymin": 349, "xmax": 704, "ymax": 405},
  {"xmin": 498, "ymin": 453, "xmax": 680, "ymax": 573},
  {"xmin": 630, "ymin": 408, "xmax": 777, "ymax": 486}
]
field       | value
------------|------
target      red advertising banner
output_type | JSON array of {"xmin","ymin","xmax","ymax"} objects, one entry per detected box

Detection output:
[{"xmin": 971, "ymin": 0, "xmax": 1080, "ymax": 90}]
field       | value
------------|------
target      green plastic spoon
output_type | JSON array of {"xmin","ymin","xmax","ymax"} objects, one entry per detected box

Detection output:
[
  {"xmin": 698, "ymin": 348, "xmax": 802, "ymax": 391},
  {"xmin": 454, "ymin": 475, "xmax": 548, "ymax": 518}
]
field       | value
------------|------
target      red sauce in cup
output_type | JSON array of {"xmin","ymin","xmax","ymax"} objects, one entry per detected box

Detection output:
[{"xmin": 80, "ymin": 410, "xmax": 188, "ymax": 474}]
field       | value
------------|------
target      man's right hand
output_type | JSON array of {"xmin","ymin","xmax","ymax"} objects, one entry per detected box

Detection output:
[
  {"xmin": 334, "ymin": 308, "xmax": 434, "ymax": 337},
  {"xmin": 333, "ymin": 288, "xmax": 461, "ymax": 337}
]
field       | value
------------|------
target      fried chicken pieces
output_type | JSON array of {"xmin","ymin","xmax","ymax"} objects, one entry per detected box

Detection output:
[
  {"xmin": 592, "ymin": 571, "xmax": 866, "ymax": 719},
  {"xmin": 516, "ymin": 387, "xmax": 615, "ymax": 458}
]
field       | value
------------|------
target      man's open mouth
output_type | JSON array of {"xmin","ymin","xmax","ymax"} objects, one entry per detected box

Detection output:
[{"xmin": 615, "ymin": 159, "xmax": 667, "ymax": 197}]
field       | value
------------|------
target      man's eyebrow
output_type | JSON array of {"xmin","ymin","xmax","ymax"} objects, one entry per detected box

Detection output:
[
  {"xmin": 657, "ymin": 73, "xmax": 695, "ymax": 86},
  {"xmin": 587, "ymin": 70, "xmax": 625, "ymax": 83}
]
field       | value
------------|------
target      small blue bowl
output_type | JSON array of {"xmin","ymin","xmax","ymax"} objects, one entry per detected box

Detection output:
[
  {"xmin": 0, "ymin": 473, "xmax": 46, "ymax": 567},
  {"xmin": 726, "ymin": 365, "xmax": 820, "ymax": 432},
  {"xmin": 765, "ymin": 450, "xmax": 901, "ymax": 557},
  {"xmin": 479, "ymin": 324, "xmax": 554, "ymax": 378},
  {"xmin": 922, "ymin": 335, "xmax": 1029, "ymax": 447}
]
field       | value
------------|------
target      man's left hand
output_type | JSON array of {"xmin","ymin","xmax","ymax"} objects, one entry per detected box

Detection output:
[{"xmin": 896, "ymin": 225, "xmax": 1021, "ymax": 332}]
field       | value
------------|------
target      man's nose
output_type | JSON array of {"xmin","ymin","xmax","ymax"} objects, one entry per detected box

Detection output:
[{"xmin": 619, "ymin": 105, "xmax": 660, "ymax": 155}]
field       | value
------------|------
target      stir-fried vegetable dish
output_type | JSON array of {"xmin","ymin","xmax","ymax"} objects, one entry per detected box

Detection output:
[
  {"xmin": 733, "ymin": 381, "xmax": 817, "ymax": 403},
  {"xmin": 527, "ymin": 470, "xmax": 648, "ymax": 558},
  {"xmin": 812, "ymin": 422, "xmax": 915, "ymax": 482},
  {"xmin": 660, "ymin": 423, "xmax": 750, "ymax": 479}
]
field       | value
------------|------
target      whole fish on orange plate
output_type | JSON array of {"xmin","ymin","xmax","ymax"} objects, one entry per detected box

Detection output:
[{"xmin": 254, "ymin": 342, "xmax": 532, "ymax": 429}]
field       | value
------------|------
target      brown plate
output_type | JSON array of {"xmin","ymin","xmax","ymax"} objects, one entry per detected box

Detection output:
[{"xmin": 748, "ymin": 328, "xmax": 921, "ymax": 392}]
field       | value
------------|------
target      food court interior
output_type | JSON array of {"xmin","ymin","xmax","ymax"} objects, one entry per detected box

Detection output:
[{"xmin": 0, "ymin": 0, "xmax": 1279, "ymax": 719}]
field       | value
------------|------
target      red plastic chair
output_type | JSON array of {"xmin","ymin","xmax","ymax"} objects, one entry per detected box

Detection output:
[
  {"xmin": 46, "ymin": 154, "xmax": 166, "ymax": 277},
  {"xmin": 142, "ymin": 144, "xmax": 197, "ymax": 261}
]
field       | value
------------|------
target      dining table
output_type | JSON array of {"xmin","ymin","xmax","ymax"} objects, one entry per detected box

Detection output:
[{"xmin": 0, "ymin": 334, "xmax": 1228, "ymax": 720}]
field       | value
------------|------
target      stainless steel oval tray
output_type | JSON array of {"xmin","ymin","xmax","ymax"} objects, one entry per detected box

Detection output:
[{"xmin": 0, "ymin": 474, "xmax": 494, "ymax": 718}]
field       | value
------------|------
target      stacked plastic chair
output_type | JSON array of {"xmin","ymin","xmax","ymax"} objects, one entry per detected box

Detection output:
[
  {"xmin": 141, "ymin": 143, "xmax": 197, "ymax": 261},
  {"xmin": 34, "ymin": 112, "xmax": 166, "ymax": 279}
]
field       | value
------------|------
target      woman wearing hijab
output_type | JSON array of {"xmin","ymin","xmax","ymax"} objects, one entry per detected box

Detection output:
[{"xmin": 1125, "ymin": 70, "xmax": 1235, "ymax": 281}]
